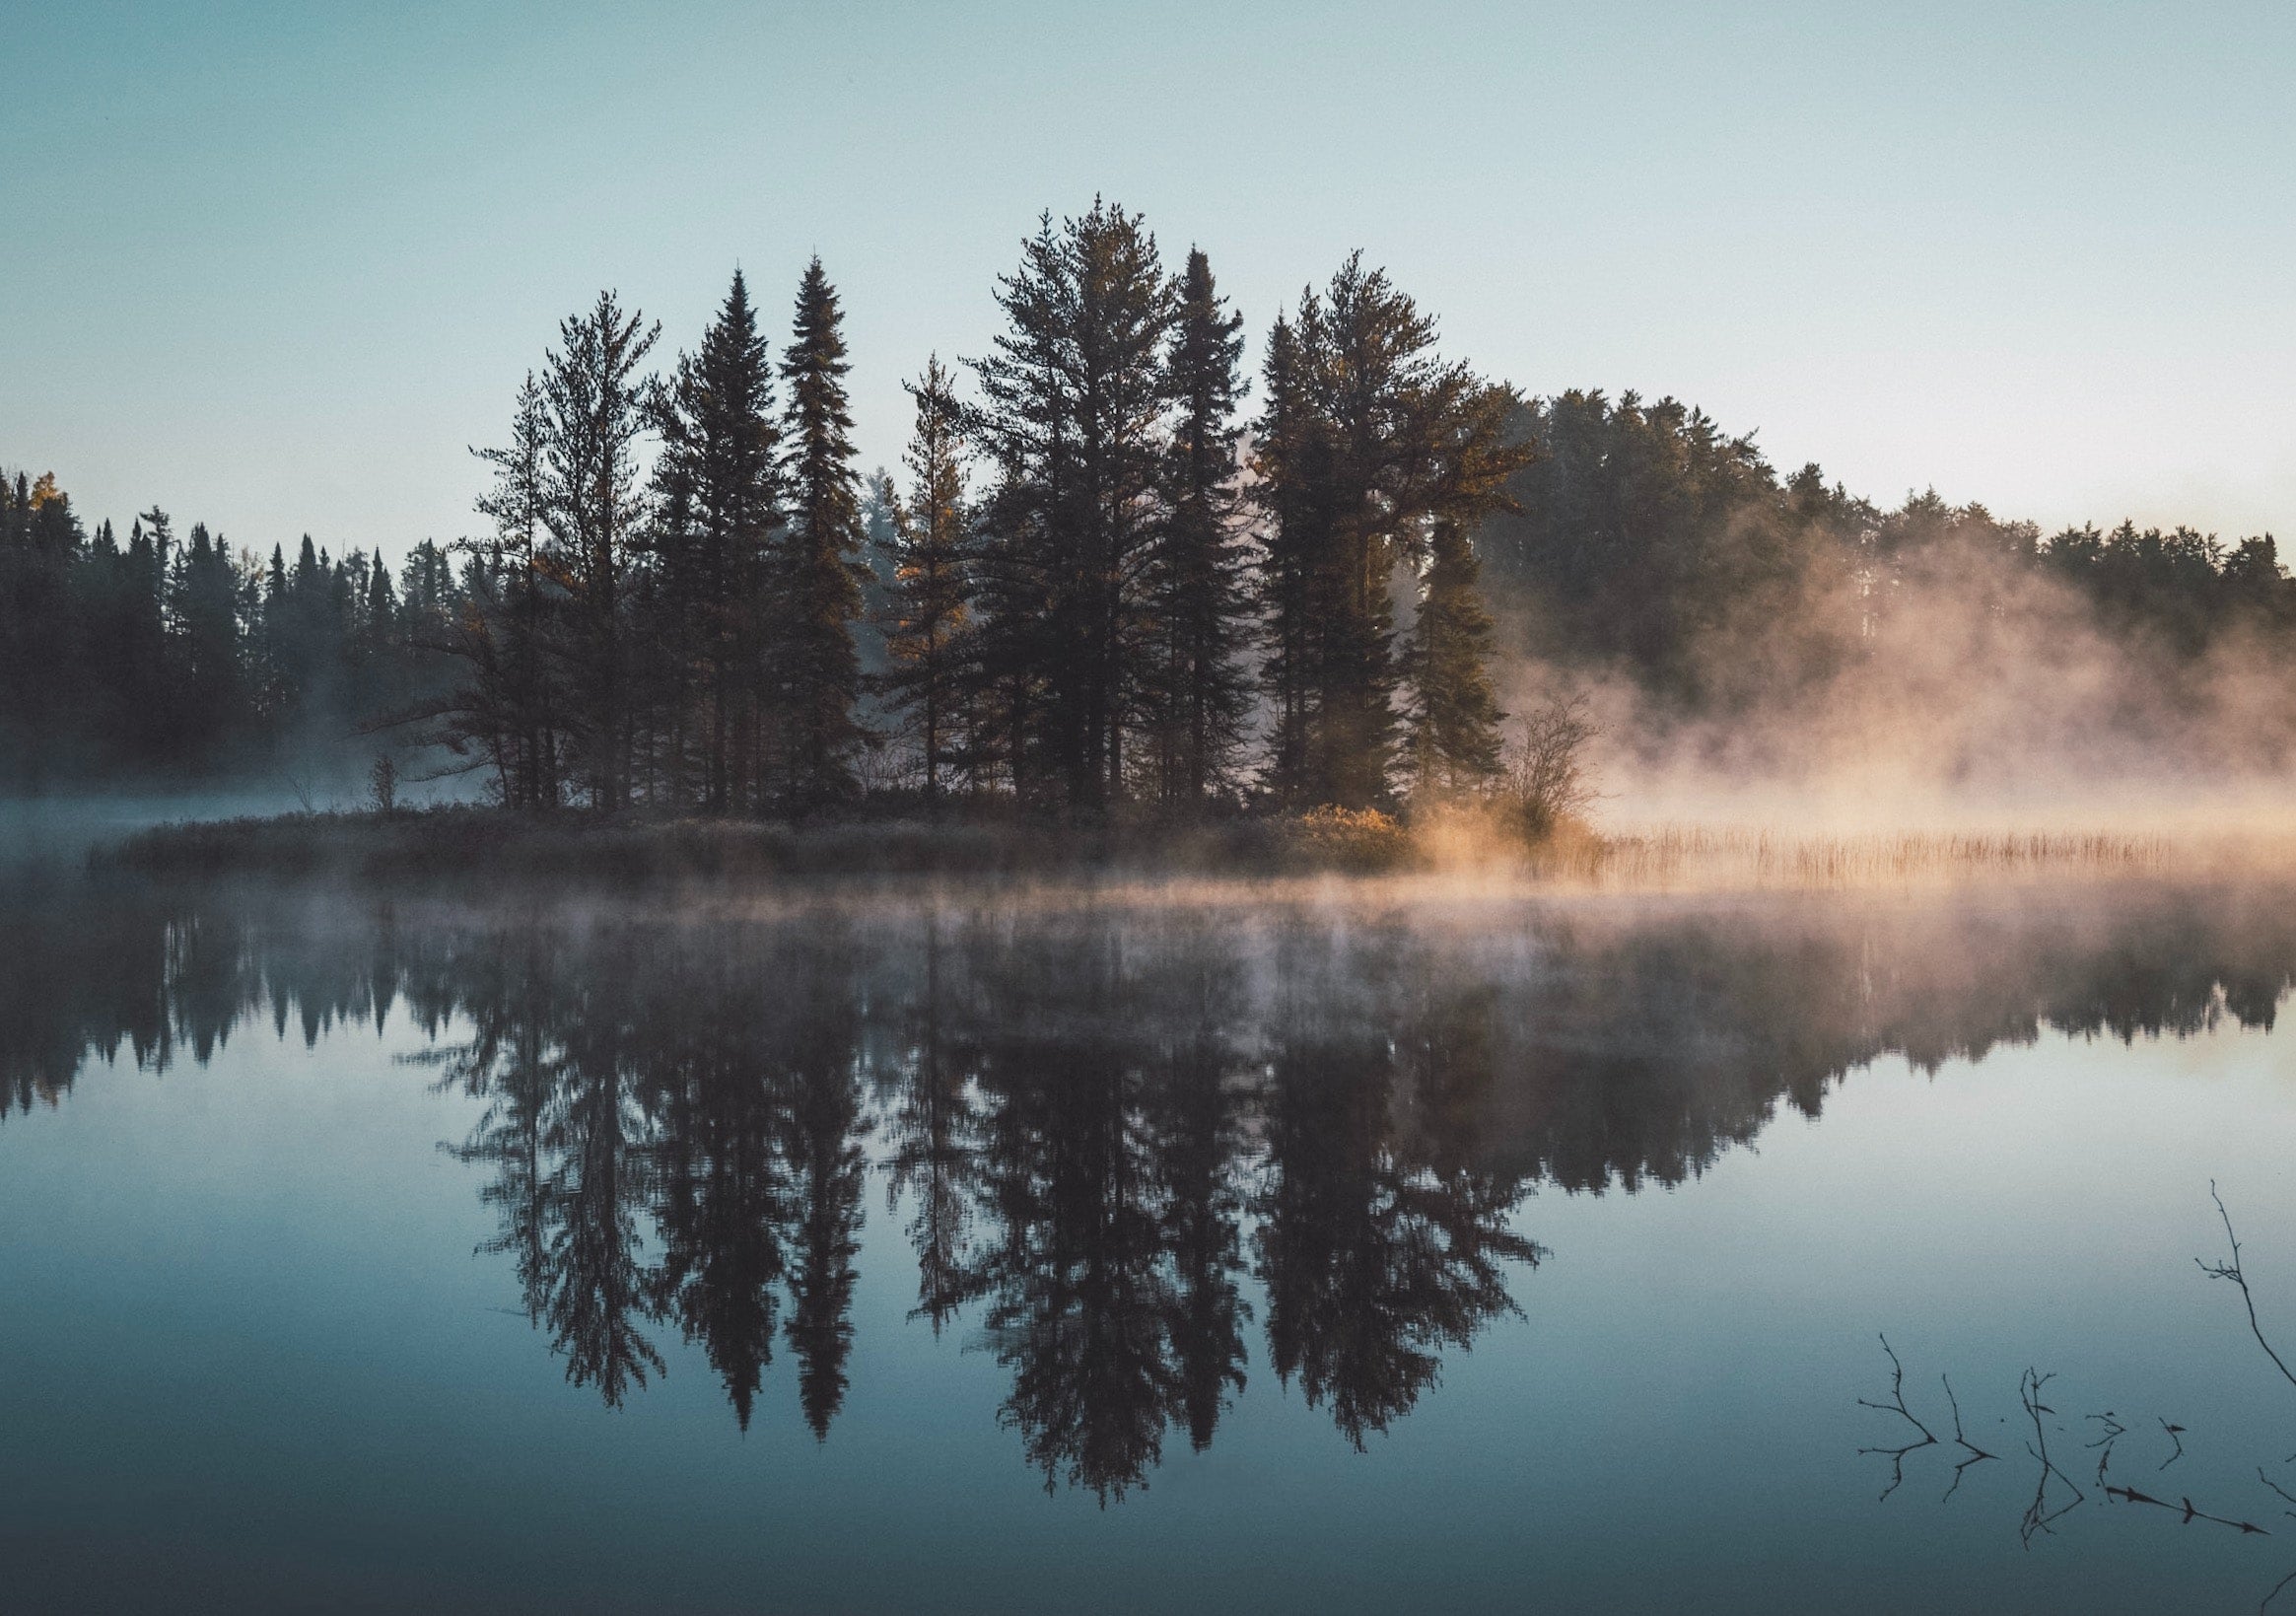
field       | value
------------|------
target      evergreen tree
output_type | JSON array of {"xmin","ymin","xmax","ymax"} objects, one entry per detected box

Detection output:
[
  {"xmin": 1403, "ymin": 521, "xmax": 1505, "ymax": 794},
  {"xmin": 1144, "ymin": 247, "xmax": 1250, "ymax": 806},
  {"xmin": 0, "ymin": 470, "xmax": 82, "ymax": 783},
  {"xmin": 855, "ymin": 469, "xmax": 901, "ymax": 684},
  {"xmin": 170, "ymin": 521, "xmax": 245, "ymax": 761},
  {"xmin": 540, "ymin": 292, "xmax": 660, "ymax": 811},
  {"xmin": 474, "ymin": 374, "xmax": 562, "ymax": 808},
  {"xmin": 970, "ymin": 201, "xmax": 1177, "ymax": 809},
  {"xmin": 653, "ymin": 269, "xmax": 782, "ymax": 811},
  {"xmin": 772, "ymin": 258, "xmax": 870, "ymax": 809},
  {"xmin": 1252, "ymin": 255, "xmax": 1526, "ymax": 808},
  {"xmin": 883, "ymin": 356, "xmax": 975, "ymax": 808},
  {"xmin": 1253, "ymin": 316, "xmax": 1325, "ymax": 804},
  {"xmin": 119, "ymin": 511, "xmax": 174, "ymax": 764}
]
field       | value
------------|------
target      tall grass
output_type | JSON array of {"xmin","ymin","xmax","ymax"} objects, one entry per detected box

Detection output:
[{"xmin": 1534, "ymin": 823, "xmax": 2176, "ymax": 890}]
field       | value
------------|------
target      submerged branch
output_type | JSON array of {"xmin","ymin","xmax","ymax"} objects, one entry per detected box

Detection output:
[
  {"xmin": 2199, "ymin": 1181, "xmax": 2296, "ymax": 1395},
  {"xmin": 1856, "ymin": 1334, "xmax": 1937, "ymax": 1501}
]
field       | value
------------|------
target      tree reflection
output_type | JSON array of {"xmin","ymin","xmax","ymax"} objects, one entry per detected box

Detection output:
[
  {"xmin": 11, "ymin": 878, "xmax": 2296, "ymax": 1497},
  {"xmin": 1257, "ymin": 933, "xmax": 1544, "ymax": 1446}
]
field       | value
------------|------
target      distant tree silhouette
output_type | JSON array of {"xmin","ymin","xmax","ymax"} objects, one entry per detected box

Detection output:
[
  {"xmin": 13, "ymin": 198, "xmax": 2294, "ymax": 801},
  {"xmin": 537, "ymin": 291, "xmax": 660, "ymax": 811},
  {"xmin": 772, "ymin": 259, "xmax": 870, "ymax": 810},
  {"xmin": 651, "ymin": 268, "xmax": 783, "ymax": 812},
  {"xmin": 1143, "ymin": 247, "xmax": 1252, "ymax": 806},
  {"xmin": 882, "ymin": 356, "xmax": 975, "ymax": 807}
]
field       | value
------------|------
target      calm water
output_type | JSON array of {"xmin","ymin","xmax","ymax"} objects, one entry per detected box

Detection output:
[{"xmin": 7, "ymin": 875, "xmax": 2296, "ymax": 1613}]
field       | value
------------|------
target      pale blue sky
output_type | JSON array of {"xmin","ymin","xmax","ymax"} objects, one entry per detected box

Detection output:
[{"xmin": 5, "ymin": 0, "xmax": 2291, "ymax": 560}]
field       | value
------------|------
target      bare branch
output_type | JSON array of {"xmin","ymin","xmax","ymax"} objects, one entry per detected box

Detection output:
[
  {"xmin": 2019, "ymin": 1368, "xmax": 2086, "ymax": 1547},
  {"xmin": 2088, "ymin": 1411, "xmax": 2126, "ymax": 1486},
  {"xmin": 2198, "ymin": 1180, "xmax": 2296, "ymax": 1394},
  {"xmin": 1940, "ymin": 1373, "xmax": 1996, "ymax": 1501},
  {"xmin": 2103, "ymin": 1484, "xmax": 2268, "ymax": 1536},
  {"xmin": 1856, "ymin": 1334, "xmax": 1937, "ymax": 1501}
]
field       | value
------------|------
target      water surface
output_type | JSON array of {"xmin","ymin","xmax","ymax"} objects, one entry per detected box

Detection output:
[{"xmin": 6, "ymin": 876, "xmax": 2296, "ymax": 1612}]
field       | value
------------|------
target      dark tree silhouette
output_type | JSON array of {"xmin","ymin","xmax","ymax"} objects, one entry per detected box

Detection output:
[{"xmin": 772, "ymin": 258, "xmax": 870, "ymax": 809}]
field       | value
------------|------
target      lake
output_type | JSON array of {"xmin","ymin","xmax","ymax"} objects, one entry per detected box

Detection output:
[{"xmin": 5, "ymin": 873, "xmax": 2296, "ymax": 1613}]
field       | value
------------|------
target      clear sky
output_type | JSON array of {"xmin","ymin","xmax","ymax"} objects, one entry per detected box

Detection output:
[{"xmin": 6, "ymin": 0, "xmax": 2292, "ymax": 561}]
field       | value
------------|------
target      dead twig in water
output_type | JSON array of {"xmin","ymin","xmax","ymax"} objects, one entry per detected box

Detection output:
[
  {"xmin": 2161, "ymin": 1418, "xmax": 2188, "ymax": 1471},
  {"xmin": 1940, "ymin": 1373, "xmax": 1997, "ymax": 1501},
  {"xmin": 2102, "ymin": 1484, "xmax": 2269, "ymax": 1535},
  {"xmin": 2019, "ymin": 1368, "xmax": 2087, "ymax": 1546},
  {"xmin": 2199, "ymin": 1180, "xmax": 2296, "ymax": 1394},
  {"xmin": 2264, "ymin": 1566, "xmax": 2296, "ymax": 1613},
  {"xmin": 2088, "ymin": 1412, "xmax": 2127, "ymax": 1486},
  {"xmin": 1857, "ymin": 1334, "xmax": 1937, "ymax": 1501},
  {"xmin": 2258, "ymin": 1468, "xmax": 2296, "ymax": 1521}
]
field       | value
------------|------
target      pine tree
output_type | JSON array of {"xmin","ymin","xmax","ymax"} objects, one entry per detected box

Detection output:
[
  {"xmin": 539, "ymin": 292, "xmax": 660, "ymax": 811},
  {"xmin": 1145, "ymin": 247, "xmax": 1249, "ymax": 806},
  {"xmin": 0, "ymin": 469, "xmax": 83, "ymax": 785},
  {"xmin": 773, "ymin": 258, "xmax": 869, "ymax": 810},
  {"xmin": 1252, "ymin": 255, "xmax": 1527, "ymax": 808},
  {"xmin": 970, "ymin": 201, "xmax": 1177, "ymax": 809},
  {"xmin": 170, "ymin": 521, "xmax": 245, "ymax": 762},
  {"xmin": 119, "ymin": 511, "xmax": 173, "ymax": 765},
  {"xmin": 473, "ymin": 374, "xmax": 561, "ymax": 808},
  {"xmin": 884, "ymin": 356, "xmax": 975, "ymax": 808},
  {"xmin": 1404, "ymin": 521, "xmax": 1505, "ymax": 795},
  {"xmin": 1253, "ymin": 316, "xmax": 1323, "ymax": 805},
  {"xmin": 653, "ymin": 269, "xmax": 781, "ymax": 811}
]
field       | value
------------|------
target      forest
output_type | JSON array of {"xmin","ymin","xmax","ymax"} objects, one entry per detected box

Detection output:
[{"xmin": 4, "ymin": 199, "xmax": 2292, "ymax": 813}]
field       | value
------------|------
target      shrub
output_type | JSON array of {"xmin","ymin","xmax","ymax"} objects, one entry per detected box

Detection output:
[{"xmin": 1497, "ymin": 695, "xmax": 1599, "ymax": 840}]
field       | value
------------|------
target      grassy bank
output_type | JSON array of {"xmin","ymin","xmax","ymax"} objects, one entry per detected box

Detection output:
[
  {"xmin": 87, "ymin": 803, "xmax": 2200, "ymax": 893},
  {"xmin": 90, "ymin": 804, "xmax": 1435, "ymax": 886}
]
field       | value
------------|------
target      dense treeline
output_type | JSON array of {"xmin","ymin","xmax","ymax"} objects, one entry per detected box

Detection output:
[
  {"xmin": 0, "ymin": 467, "xmax": 460, "ymax": 789},
  {"xmin": 9, "ymin": 201, "xmax": 2292, "ymax": 805},
  {"xmin": 1480, "ymin": 390, "xmax": 2296, "ymax": 756},
  {"xmin": 407, "ymin": 210, "xmax": 1523, "ymax": 815},
  {"xmin": 2, "ymin": 205, "xmax": 1524, "ymax": 812}
]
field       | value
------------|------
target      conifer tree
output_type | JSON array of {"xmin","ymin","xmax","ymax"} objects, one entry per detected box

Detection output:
[
  {"xmin": 0, "ymin": 470, "xmax": 82, "ymax": 784},
  {"xmin": 119, "ymin": 511, "xmax": 174, "ymax": 762},
  {"xmin": 884, "ymin": 356, "xmax": 975, "ymax": 808},
  {"xmin": 1252, "ymin": 255, "xmax": 1526, "ymax": 808},
  {"xmin": 653, "ymin": 269, "xmax": 781, "ymax": 811},
  {"xmin": 539, "ymin": 292, "xmax": 660, "ymax": 811},
  {"xmin": 171, "ymin": 521, "xmax": 245, "ymax": 759},
  {"xmin": 1253, "ymin": 316, "xmax": 1323, "ymax": 805},
  {"xmin": 1145, "ymin": 247, "xmax": 1250, "ymax": 806},
  {"xmin": 1403, "ymin": 522, "xmax": 1505, "ymax": 794},
  {"xmin": 773, "ymin": 258, "xmax": 869, "ymax": 809},
  {"xmin": 971, "ymin": 201, "xmax": 1176, "ymax": 809},
  {"xmin": 474, "ymin": 374, "xmax": 561, "ymax": 808}
]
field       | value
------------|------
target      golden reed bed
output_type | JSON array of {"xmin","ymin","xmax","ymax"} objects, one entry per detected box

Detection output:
[{"xmin": 1518, "ymin": 823, "xmax": 2183, "ymax": 891}]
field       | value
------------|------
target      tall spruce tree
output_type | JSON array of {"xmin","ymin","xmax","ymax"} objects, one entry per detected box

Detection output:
[
  {"xmin": 464, "ymin": 373, "xmax": 565, "ymax": 808},
  {"xmin": 1252, "ymin": 255, "xmax": 1526, "ymax": 808},
  {"xmin": 970, "ymin": 201, "xmax": 1176, "ymax": 809},
  {"xmin": 884, "ymin": 356, "xmax": 974, "ymax": 808},
  {"xmin": 171, "ymin": 521, "xmax": 245, "ymax": 761},
  {"xmin": 1403, "ymin": 521, "xmax": 1505, "ymax": 794},
  {"xmin": 1253, "ymin": 316, "xmax": 1324, "ymax": 804},
  {"xmin": 773, "ymin": 258, "xmax": 869, "ymax": 809},
  {"xmin": 1145, "ymin": 247, "xmax": 1250, "ymax": 806},
  {"xmin": 653, "ymin": 269, "xmax": 781, "ymax": 812},
  {"xmin": 539, "ymin": 292, "xmax": 660, "ymax": 811}
]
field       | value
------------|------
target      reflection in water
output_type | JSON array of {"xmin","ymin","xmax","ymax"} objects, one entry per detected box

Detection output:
[
  {"xmin": 1858, "ymin": 1187, "xmax": 2296, "ymax": 1603},
  {"xmin": 7, "ymin": 879, "xmax": 2296, "ymax": 1501}
]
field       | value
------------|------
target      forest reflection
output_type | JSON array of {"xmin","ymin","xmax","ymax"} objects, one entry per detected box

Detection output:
[{"xmin": 4, "ymin": 880, "xmax": 2293, "ymax": 1501}]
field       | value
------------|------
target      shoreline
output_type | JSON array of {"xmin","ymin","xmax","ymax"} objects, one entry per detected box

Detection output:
[{"xmin": 74, "ymin": 804, "xmax": 2225, "ymax": 897}]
